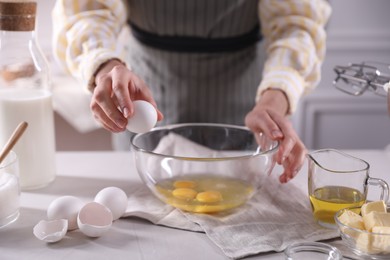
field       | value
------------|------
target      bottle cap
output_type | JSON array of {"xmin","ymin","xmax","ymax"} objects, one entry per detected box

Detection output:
[{"xmin": 0, "ymin": 1, "xmax": 37, "ymax": 31}]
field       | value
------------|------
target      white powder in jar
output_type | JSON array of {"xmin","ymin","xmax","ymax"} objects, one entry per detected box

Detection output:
[{"xmin": 0, "ymin": 172, "xmax": 20, "ymax": 221}]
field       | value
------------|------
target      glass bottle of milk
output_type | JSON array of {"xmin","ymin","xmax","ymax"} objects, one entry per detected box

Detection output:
[{"xmin": 0, "ymin": 1, "xmax": 56, "ymax": 190}]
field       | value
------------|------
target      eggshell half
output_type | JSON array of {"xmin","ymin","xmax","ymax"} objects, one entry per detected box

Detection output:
[
  {"xmin": 77, "ymin": 202, "xmax": 113, "ymax": 237},
  {"xmin": 33, "ymin": 219, "xmax": 68, "ymax": 243}
]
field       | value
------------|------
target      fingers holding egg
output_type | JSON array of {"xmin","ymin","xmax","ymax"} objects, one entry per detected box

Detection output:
[{"xmin": 126, "ymin": 100, "xmax": 157, "ymax": 133}]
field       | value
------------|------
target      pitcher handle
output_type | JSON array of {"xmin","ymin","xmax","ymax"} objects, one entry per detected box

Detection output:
[{"xmin": 367, "ymin": 177, "xmax": 390, "ymax": 203}]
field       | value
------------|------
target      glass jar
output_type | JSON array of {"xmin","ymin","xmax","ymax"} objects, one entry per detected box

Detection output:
[
  {"xmin": 284, "ymin": 242, "xmax": 343, "ymax": 260},
  {"xmin": 0, "ymin": 151, "xmax": 20, "ymax": 228},
  {"xmin": 0, "ymin": 1, "xmax": 56, "ymax": 190}
]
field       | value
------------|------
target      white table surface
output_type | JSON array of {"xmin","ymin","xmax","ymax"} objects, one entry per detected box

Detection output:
[{"xmin": 1, "ymin": 150, "xmax": 390, "ymax": 260}]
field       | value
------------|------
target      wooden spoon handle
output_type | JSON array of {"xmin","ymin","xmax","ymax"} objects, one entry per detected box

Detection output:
[{"xmin": 0, "ymin": 121, "xmax": 28, "ymax": 164}]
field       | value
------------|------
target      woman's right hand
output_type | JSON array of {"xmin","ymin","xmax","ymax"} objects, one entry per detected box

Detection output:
[{"xmin": 90, "ymin": 59, "xmax": 164, "ymax": 132}]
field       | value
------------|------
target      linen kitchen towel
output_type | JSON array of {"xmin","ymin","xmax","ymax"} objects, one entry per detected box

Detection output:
[
  {"xmin": 181, "ymin": 174, "xmax": 340, "ymax": 259},
  {"xmin": 124, "ymin": 133, "xmax": 339, "ymax": 259},
  {"xmin": 124, "ymin": 175, "xmax": 339, "ymax": 259}
]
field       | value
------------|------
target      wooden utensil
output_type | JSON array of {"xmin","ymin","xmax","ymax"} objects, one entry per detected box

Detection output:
[{"xmin": 0, "ymin": 121, "xmax": 28, "ymax": 164}]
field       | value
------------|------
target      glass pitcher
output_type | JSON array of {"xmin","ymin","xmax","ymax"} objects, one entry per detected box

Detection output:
[{"xmin": 307, "ymin": 149, "xmax": 389, "ymax": 228}]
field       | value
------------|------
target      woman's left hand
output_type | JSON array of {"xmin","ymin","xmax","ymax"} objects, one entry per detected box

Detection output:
[{"xmin": 245, "ymin": 89, "xmax": 307, "ymax": 183}]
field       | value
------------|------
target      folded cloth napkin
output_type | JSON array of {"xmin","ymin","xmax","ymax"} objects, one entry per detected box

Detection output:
[{"xmin": 123, "ymin": 133, "xmax": 340, "ymax": 259}]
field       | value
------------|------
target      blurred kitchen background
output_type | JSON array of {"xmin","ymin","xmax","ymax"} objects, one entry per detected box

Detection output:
[{"xmin": 36, "ymin": 0, "xmax": 390, "ymax": 151}]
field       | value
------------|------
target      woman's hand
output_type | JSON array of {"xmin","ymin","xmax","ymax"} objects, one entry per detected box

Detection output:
[
  {"xmin": 90, "ymin": 59, "xmax": 163, "ymax": 132},
  {"xmin": 245, "ymin": 89, "xmax": 307, "ymax": 183}
]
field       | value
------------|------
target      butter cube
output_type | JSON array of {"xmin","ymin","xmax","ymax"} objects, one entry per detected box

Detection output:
[
  {"xmin": 356, "ymin": 232, "xmax": 383, "ymax": 254},
  {"xmin": 371, "ymin": 226, "xmax": 390, "ymax": 253},
  {"xmin": 363, "ymin": 212, "xmax": 390, "ymax": 232},
  {"xmin": 361, "ymin": 200, "xmax": 387, "ymax": 217},
  {"xmin": 356, "ymin": 232, "xmax": 373, "ymax": 254},
  {"xmin": 338, "ymin": 209, "xmax": 365, "ymax": 230}
]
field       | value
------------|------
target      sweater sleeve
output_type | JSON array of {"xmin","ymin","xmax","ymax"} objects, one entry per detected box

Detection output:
[
  {"xmin": 257, "ymin": 0, "xmax": 332, "ymax": 113},
  {"xmin": 52, "ymin": 0, "xmax": 128, "ymax": 92}
]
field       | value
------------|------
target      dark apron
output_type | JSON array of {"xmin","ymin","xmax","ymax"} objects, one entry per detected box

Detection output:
[{"xmin": 113, "ymin": 0, "xmax": 265, "ymax": 150}]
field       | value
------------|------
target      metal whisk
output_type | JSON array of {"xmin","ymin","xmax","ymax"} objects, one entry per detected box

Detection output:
[{"xmin": 333, "ymin": 61, "xmax": 390, "ymax": 113}]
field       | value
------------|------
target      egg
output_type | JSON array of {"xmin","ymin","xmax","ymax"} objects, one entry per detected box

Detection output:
[
  {"xmin": 47, "ymin": 196, "xmax": 84, "ymax": 230},
  {"xmin": 172, "ymin": 188, "xmax": 198, "ymax": 200},
  {"xmin": 196, "ymin": 191, "xmax": 223, "ymax": 203},
  {"xmin": 173, "ymin": 180, "xmax": 197, "ymax": 189},
  {"xmin": 77, "ymin": 202, "xmax": 113, "ymax": 237},
  {"xmin": 94, "ymin": 187, "xmax": 128, "ymax": 220},
  {"xmin": 126, "ymin": 100, "xmax": 157, "ymax": 133}
]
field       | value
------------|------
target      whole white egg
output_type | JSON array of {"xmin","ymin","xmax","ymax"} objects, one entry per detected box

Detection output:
[
  {"xmin": 126, "ymin": 100, "xmax": 157, "ymax": 133},
  {"xmin": 94, "ymin": 187, "xmax": 128, "ymax": 220},
  {"xmin": 47, "ymin": 196, "xmax": 84, "ymax": 230}
]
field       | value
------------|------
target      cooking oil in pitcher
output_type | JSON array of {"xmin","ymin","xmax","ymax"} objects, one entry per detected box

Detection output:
[{"xmin": 309, "ymin": 186, "xmax": 365, "ymax": 224}]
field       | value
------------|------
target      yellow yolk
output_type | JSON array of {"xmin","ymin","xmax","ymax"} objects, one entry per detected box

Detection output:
[
  {"xmin": 173, "ymin": 180, "xmax": 196, "ymax": 189},
  {"xmin": 172, "ymin": 188, "xmax": 197, "ymax": 200},
  {"xmin": 155, "ymin": 174, "xmax": 255, "ymax": 213},
  {"xmin": 196, "ymin": 191, "xmax": 222, "ymax": 203}
]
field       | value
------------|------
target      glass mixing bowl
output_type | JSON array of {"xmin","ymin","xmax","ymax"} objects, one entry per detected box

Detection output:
[{"xmin": 130, "ymin": 123, "xmax": 279, "ymax": 213}]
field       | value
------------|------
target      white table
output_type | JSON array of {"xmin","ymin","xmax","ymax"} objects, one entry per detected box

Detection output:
[{"xmin": 1, "ymin": 150, "xmax": 389, "ymax": 260}]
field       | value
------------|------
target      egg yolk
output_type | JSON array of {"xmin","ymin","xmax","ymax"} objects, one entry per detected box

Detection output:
[
  {"xmin": 172, "ymin": 188, "xmax": 197, "ymax": 200},
  {"xmin": 196, "ymin": 191, "xmax": 222, "ymax": 203},
  {"xmin": 173, "ymin": 180, "xmax": 196, "ymax": 189}
]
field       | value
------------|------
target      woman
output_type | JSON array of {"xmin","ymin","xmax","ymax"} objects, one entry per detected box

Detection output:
[{"xmin": 52, "ymin": 0, "xmax": 331, "ymax": 183}]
